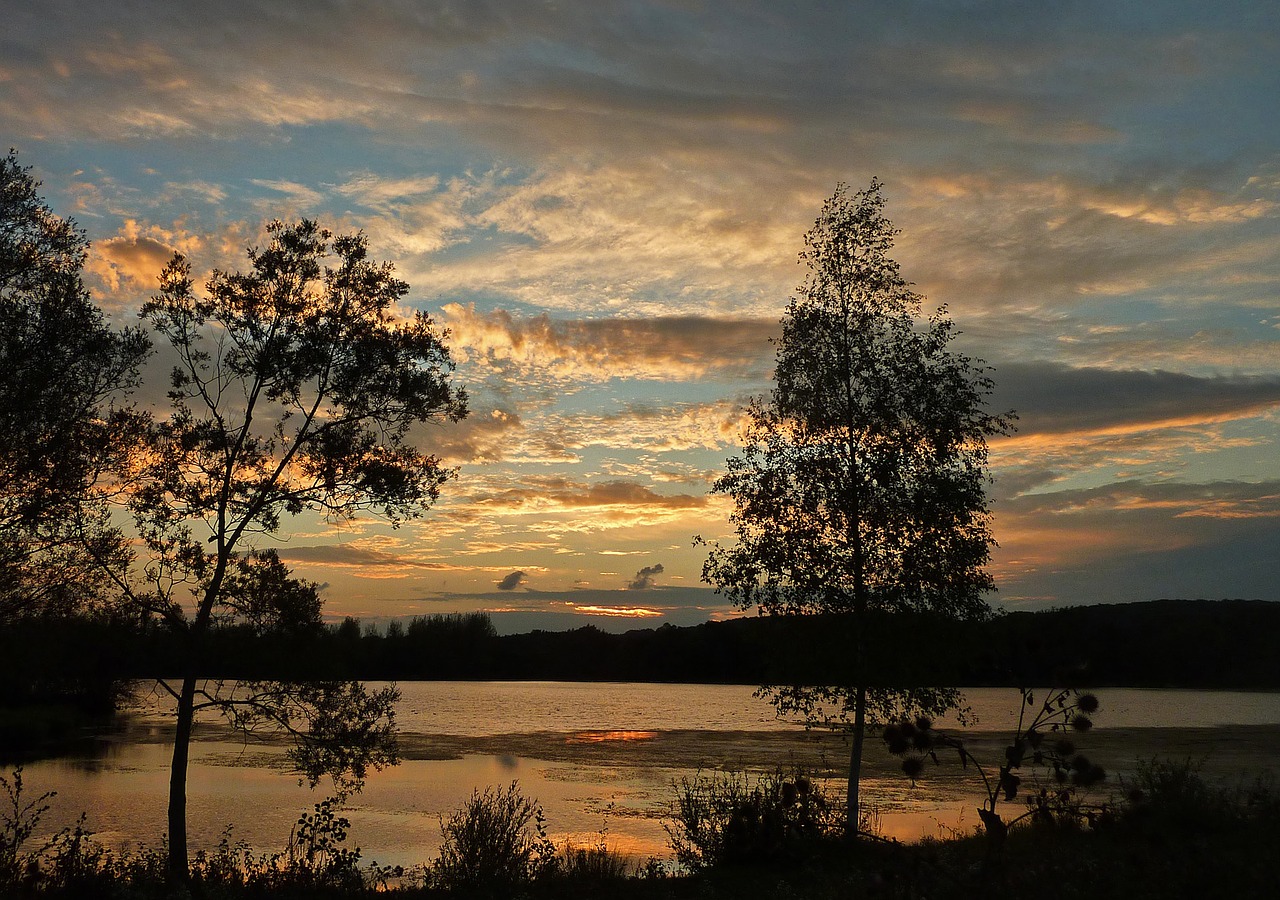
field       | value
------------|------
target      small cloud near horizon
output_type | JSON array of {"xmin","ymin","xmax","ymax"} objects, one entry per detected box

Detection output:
[
  {"xmin": 628, "ymin": 563, "xmax": 664, "ymax": 590},
  {"xmin": 496, "ymin": 570, "xmax": 528, "ymax": 591}
]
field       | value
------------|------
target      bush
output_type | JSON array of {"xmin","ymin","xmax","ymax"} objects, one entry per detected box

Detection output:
[
  {"xmin": 1120, "ymin": 757, "xmax": 1280, "ymax": 836},
  {"xmin": 665, "ymin": 768, "xmax": 840, "ymax": 871},
  {"xmin": 433, "ymin": 781, "xmax": 557, "ymax": 896}
]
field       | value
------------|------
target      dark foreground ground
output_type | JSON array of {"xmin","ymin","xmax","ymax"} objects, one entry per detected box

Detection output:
[{"xmin": 4, "ymin": 821, "xmax": 1275, "ymax": 900}]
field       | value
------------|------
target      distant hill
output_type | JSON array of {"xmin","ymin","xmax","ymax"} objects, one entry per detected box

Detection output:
[{"xmin": 975, "ymin": 598, "xmax": 1280, "ymax": 688}]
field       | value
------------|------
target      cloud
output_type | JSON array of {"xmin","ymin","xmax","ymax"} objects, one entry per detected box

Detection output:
[
  {"xmin": 891, "ymin": 168, "xmax": 1280, "ymax": 329},
  {"xmin": 416, "ymin": 405, "xmax": 527, "ymax": 465},
  {"xmin": 496, "ymin": 570, "xmax": 527, "ymax": 591},
  {"xmin": 276, "ymin": 543, "xmax": 530, "ymax": 579},
  {"xmin": 461, "ymin": 476, "xmax": 707, "ymax": 515},
  {"xmin": 442, "ymin": 305, "xmax": 776, "ymax": 384},
  {"xmin": 535, "ymin": 401, "xmax": 751, "ymax": 455},
  {"xmin": 980, "ymin": 364, "xmax": 1280, "ymax": 493},
  {"xmin": 8, "ymin": 0, "xmax": 1280, "ymax": 622},
  {"xmin": 991, "ymin": 479, "xmax": 1280, "ymax": 602},
  {"xmin": 992, "ymin": 364, "xmax": 1280, "ymax": 439},
  {"xmin": 992, "ymin": 479, "xmax": 1280, "ymax": 606},
  {"xmin": 573, "ymin": 605, "xmax": 662, "ymax": 618},
  {"xmin": 628, "ymin": 563, "xmax": 664, "ymax": 590},
  {"xmin": 1005, "ymin": 480, "xmax": 1280, "ymax": 524},
  {"xmin": 403, "ymin": 583, "xmax": 733, "ymax": 631},
  {"xmin": 85, "ymin": 219, "xmax": 204, "ymax": 295},
  {"xmin": 250, "ymin": 179, "xmax": 327, "ymax": 208},
  {"xmin": 16, "ymin": 2, "xmax": 1277, "ymax": 336}
]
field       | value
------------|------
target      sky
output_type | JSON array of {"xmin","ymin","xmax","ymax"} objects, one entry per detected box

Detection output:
[{"xmin": 5, "ymin": 1, "xmax": 1280, "ymax": 633}]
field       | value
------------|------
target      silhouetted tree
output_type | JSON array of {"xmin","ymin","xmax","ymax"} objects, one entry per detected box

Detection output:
[
  {"xmin": 97, "ymin": 219, "xmax": 466, "ymax": 877},
  {"xmin": 0, "ymin": 150, "xmax": 149, "ymax": 622},
  {"xmin": 702, "ymin": 180, "xmax": 1011, "ymax": 833}
]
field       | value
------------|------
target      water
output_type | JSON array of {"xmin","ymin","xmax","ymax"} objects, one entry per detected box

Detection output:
[
  {"xmin": 381, "ymin": 682, "xmax": 1280, "ymax": 733},
  {"xmin": 19, "ymin": 683, "xmax": 1280, "ymax": 868}
]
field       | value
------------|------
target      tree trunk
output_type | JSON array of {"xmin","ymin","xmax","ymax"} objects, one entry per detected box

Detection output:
[
  {"xmin": 846, "ymin": 682, "xmax": 867, "ymax": 837},
  {"xmin": 167, "ymin": 674, "xmax": 197, "ymax": 880}
]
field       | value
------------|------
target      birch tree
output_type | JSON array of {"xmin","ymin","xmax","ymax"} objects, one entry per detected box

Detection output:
[{"xmin": 702, "ymin": 180, "xmax": 1011, "ymax": 833}]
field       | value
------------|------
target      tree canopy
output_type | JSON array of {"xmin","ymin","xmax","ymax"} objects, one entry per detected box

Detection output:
[
  {"xmin": 81, "ymin": 217, "xmax": 470, "ymax": 877},
  {"xmin": 702, "ymin": 179, "xmax": 1012, "ymax": 830},
  {"xmin": 0, "ymin": 150, "xmax": 149, "ymax": 622}
]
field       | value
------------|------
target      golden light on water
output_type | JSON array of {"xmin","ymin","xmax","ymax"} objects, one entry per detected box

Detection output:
[{"xmin": 565, "ymin": 730, "xmax": 659, "ymax": 744}]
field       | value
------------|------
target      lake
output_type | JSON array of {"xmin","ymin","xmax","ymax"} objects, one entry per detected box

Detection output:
[{"xmin": 19, "ymin": 682, "xmax": 1280, "ymax": 869}]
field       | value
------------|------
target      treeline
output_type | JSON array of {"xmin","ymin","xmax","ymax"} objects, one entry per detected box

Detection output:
[{"xmin": 4, "ymin": 599, "xmax": 1280, "ymax": 693}]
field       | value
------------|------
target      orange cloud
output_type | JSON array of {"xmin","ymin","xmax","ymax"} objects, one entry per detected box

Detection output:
[
  {"xmin": 87, "ymin": 220, "xmax": 203, "ymax": 299},
  {"xmin": 442, "ymin": 304, "xmax": 774, "ymax": 384}
]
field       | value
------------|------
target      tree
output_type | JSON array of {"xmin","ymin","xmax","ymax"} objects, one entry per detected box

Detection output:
[
  {"xmin": 0, "ymin": 150, "xmax": 149, "ymax": 622},
  {"xmin": 97, "ymin": 219, "xmax": 466, "ymax": 877},
  {"xmin": 701, "ymin": 180, "xmax": 1012, "ymax": 834}
]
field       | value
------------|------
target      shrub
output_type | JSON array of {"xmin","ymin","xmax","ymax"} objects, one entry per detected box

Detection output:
[
  {"xmin": 665, "ymin": 768, "xmax": 840, "ymax": 871},
  {"xmin": 433, "ymin": 781, "xmax": 557, "ymax": 895},
  {"xmin": 1119, "ymin": 757, "xmax": 1280, "ymax": 837}
]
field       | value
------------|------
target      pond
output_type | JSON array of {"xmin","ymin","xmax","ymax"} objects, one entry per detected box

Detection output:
[{"xmin": 18, "ymin": 683, "xmax": 1280, "ymax": 869}]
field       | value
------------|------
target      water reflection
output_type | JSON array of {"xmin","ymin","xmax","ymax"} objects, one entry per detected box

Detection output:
[
  {"xmin": 14, "ymin": 683, "xmax": 1280, "ymax": 867},
  {"xmin": 566, "ymin": 730, "xmax": 659, "ymax": 744}
]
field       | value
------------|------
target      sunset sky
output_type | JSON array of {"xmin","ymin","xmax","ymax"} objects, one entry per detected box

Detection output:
[{"xmin": 6, "ymin": 1, "xmax": 1279, "ymax": 632}]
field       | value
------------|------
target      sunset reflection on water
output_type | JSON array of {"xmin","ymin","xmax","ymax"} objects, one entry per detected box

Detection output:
[
  {"xmin": 566, "ymin": 730, "xmax": 659, "ymax": 744},
  {"xmin": 21, "ymin": 684, "xmax": 1280, "ymax": 869}
]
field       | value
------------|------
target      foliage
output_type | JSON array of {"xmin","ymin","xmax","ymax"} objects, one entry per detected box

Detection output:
[
  {"xmin": 66, "ymin": 216, "xmax": 469, "ymax": 877},
  {"xmin": 665, "ymin": 768, "xmax": 841, "ymax": 871},
  {"xmin": 272, "ymin": 798, "xmax": 366, "ymax": 890},
  {"xmin": 433, "ymin": 781, "xmax": 558, "ymax": 896},
  {"xmin": 0, "ymin": 149, "xmax": 149, "ymax": 622},
  {"xmin": 702, "ymin": 179, "xmax": 1011, "ymax": 827},
  {"xmin": 883, "ymin": 687, "xmax": 1106, "ymax": 850}
]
